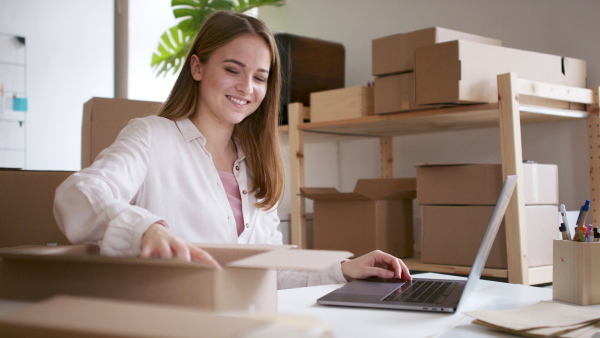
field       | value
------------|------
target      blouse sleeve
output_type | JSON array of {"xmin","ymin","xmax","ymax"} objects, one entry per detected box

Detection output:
[
  {"xmin": 53, "ymin": 118, "xmax": 164, "ymax": 257},
  {"xmin": 277, "ymin": 263, "xmax": 348, "ymax": 290}
]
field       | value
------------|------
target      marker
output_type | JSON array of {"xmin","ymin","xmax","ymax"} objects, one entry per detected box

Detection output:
[
  {"xmin": 559, "ymin": 223, "xmax": 569, "ymax": 240},
  {"xmin": 575, "ymin": 200, "xmax": 591, "ymax": 236},
  {"xmin": 559, "ymin": 204, "xmax": 572, "ymax": 240},
  {"xmin": 594, "ymin": 227, "xmax": 599, "ymax": 242}
]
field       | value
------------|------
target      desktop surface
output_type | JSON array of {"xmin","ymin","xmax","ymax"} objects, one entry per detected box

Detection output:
[{"xmin": 278, "ymin": 272, "xmax": 559, "ymax": 338}]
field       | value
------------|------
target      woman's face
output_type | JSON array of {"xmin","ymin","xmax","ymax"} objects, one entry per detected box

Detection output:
[{"xmin": 191, "ymin": 34, "xmax": 271, "ymax": 127}]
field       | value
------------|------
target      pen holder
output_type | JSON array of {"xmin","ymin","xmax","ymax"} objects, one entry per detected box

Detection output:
[{"xmin": 553, "ymin": 240, "xmax": 600, "ymax": 305}]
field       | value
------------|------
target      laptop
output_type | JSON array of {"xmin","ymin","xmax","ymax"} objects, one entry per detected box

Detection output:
[{"xmin": 317, "ymin": 175, "xmax": 518, "ymax": 313}]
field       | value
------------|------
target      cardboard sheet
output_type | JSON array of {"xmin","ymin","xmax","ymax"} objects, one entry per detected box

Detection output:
[{"xmin": 465, "ymin": 301, "xmax": 600, "ymax": 337}]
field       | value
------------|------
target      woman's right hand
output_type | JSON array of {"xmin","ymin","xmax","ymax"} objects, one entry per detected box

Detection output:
[{"xmin": 140, "ymin": 223, "xmax": 221, "ymax": 268}]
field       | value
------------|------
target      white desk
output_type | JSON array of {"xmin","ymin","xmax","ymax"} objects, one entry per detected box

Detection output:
[{"xmin": 277, "ymin": 273, "xmax": 568, "ymax": 338}]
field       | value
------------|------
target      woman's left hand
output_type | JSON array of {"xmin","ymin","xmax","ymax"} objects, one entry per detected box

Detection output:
[{"xmin": 340, "ymin": 250, "xmax": 412, "ymax": 281}]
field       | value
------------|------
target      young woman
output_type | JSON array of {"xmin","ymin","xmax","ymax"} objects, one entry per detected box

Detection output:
[{"xmin": 54, "ymin": 10, "xmax": 411, "ymax": 288}]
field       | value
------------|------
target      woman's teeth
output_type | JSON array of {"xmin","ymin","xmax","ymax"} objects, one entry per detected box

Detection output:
[{"xmin": 228, "ymin": 96, "xmax": 248, "ymax": 105}]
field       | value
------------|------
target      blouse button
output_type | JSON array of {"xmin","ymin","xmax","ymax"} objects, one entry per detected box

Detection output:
[
  {"xmin": 245, "ymin": 223, "xmax": 250, "ymax": 228},
  {"xmin": 235, "ymin": 165, "xmax": 240, "ymax": 171},
  {"xmin": 242, "ymin": 190, "xmax": 247, "ymax": 195}
]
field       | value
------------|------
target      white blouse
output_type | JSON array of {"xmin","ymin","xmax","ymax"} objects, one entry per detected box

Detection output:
[{"xmin": 53, "ymin": 116, "xmax": 346, "ymax": 288}]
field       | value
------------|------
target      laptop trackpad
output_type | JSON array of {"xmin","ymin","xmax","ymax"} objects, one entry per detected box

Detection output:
[{"xmin": 336, "ymin": 278, "xmax": 406, "ymax": 295}]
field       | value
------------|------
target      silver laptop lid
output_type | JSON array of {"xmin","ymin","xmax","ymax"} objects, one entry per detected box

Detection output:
[{"xmin": 457, "ymin": 175, "xmax": 518, "ymax": 309}]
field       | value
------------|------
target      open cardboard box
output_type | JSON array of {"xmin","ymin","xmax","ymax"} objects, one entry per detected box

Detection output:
[
  {"xmin": 0, "ymin": 295, "xmax": 333, "ymax": 337},
  {"xmin": 301, "ymin": 178, "xmax": 416, "ymax": 258},
  {"xmin": 0, "ymin": 243, "xmax": 352, "ymax": 313}
]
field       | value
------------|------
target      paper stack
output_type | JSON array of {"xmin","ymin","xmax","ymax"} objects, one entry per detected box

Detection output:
[{"xmin": 465, "ymin": 301, "xmax": 600, "ymax": 337}]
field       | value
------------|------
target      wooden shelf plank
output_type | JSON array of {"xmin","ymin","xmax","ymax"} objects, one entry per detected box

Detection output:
[{"xmin": 291, "ymin": 103, "xmax": 588, "ymax": 139}]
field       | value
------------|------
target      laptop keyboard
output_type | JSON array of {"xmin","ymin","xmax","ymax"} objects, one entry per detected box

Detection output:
[{"xmin": 382, "ymin": 280, "xmax": 458, "ymax": 304}]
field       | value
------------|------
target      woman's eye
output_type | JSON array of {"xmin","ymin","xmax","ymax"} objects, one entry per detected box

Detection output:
[
  {"xmin": 254, "ymin": 76, "xmax": 267, "ymax": 83},
  {"xmin": 225, "ymin": 68, "xmax": 238, "ymax": 74}
]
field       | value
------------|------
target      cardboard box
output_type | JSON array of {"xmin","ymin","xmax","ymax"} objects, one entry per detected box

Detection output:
[
  {"xmin": 416, "ymin": 163, "xmax": 558, "ymax": 205},
  {"xmin": 374, "ymin": 72, "xmax": 415, "ymax": 114},
  {"xmin": 301, "ymin": 178, "xmax": 416, "ymax": 258},
  {"xmin": 421, "ymin": 205, "xmax": 556, "ymax": 269},
  {"xmin": 415, "ymin": 40, "xmax": 587, "ymax": 105},
  {"xmin": 0, "ymin": 244, "xmax": 352, "ymax": 313},
  {"xmin": 372, "ymin": 27, "xmax": 502, "ymax": 76},
  {"xmin": 0, "ymin": 170, "xmax": 73, "ymax": 248},
  {"xmin": 310, "ymin": 86, "xmax": 374, "ymax": 122},
  {"xmin": 82, "ymin": 97, "xmax": 160, "ymax": 168},
  {"xmin": 0, "ymin": 295, "xmax": 333, "ymax": 337},
  {"xmin": 553, "ymin": 240, "xmax": 600, "ymax": 305}
]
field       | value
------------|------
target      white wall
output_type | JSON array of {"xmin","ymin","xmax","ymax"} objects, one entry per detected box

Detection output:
[
  {"xmin": 128, "ymin": 0, "xmax": 178, "ymax": 103},
  {"xmin": 260, "ymin": 0, "xmax": 600, "ymax": 212},
  {"xmin": 0, "ymin": 0, "xmax": 114, "ymax": 170}
]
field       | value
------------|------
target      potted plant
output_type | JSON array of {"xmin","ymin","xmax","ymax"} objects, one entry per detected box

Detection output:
[{"xmin": 151, "ymin": 0, "xmax": 285, "ymax": 77}]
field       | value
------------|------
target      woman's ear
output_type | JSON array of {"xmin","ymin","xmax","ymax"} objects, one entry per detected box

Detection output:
[{"xmin": 190, "ymin": 54, "xmax": 203, "ymax": 81}]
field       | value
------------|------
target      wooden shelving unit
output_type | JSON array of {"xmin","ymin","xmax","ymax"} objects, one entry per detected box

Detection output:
[{"xmin": 284, "ymin": 72, "xmax": 599, "ymax": 285}]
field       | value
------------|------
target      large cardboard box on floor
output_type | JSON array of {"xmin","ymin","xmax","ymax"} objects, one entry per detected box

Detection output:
[
  {"xmin": 416, "ymin": 163, "xmax": 558, "ymax": 205},
  {"xmin": 372, "ymin": 26, "xmax": 502, "ymax": 76},
  {"xmin": 310, "ymin": 86, "xmax": 374, "ymax": 122},
  {"xmin": 421, "ymin": 205, "xmax": 556, "ymax": 269},
  {"xmin": 301, "ymin": 178, "xmax": 416, "ymax": 258},
  {"xmin": 0, "ymin": 295, "xmax": 333, "ymax": 337},
  {"xmin": 0, "ymin": 170, "xmax": 73, "ymax": 248},
  {"xmin": 415, "ymin": 40, "xmax": 587, "ymax": 105},
  {"xmin": 0, "ymin": 243, "xmax": 351, "ymax": 313},
  {"xmin": 82, "ymin": 97, "xmax": 160, "ymax": 168}
]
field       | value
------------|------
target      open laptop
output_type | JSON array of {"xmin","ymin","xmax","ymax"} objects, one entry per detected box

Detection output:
[{"xmin": 317, "ymin": 175, "xmax": 517, "ymax": 313}]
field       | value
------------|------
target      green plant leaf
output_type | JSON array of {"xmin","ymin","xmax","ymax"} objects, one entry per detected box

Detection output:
[{"xmin": 152, "ymin": 0, "xmax": 286, "ymax": 77}]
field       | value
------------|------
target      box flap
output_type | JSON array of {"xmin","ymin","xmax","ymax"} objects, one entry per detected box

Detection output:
[
  {"xmin": 195, "ymin": 243, "xmax": 296, "ymax": 266},
  {"xmin": 354, "ymin": 178, "xmax": 416, "ymax": 200},
  {"xmin": 227, "ymin": 249, "xmax": 353, "ymax": 271},
  {"xmin": 0, "ymin": 295, "xmax": 270, "ymax": 337},
  {"xmin": 300, "ymin": 187, "xmax": 374, "ymax": 201}
]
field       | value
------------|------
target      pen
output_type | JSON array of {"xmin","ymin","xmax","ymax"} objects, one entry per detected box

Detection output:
[
  {"xmin": 575, "ymin": 200, "xmax": 590, "ymax": 237},
  {"xmin": 559, "ymin": 204, "xmax": 572, "ymax": 240}
]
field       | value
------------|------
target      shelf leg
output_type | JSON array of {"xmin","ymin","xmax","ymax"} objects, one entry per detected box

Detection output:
[
  {"xmin": 497, "ymin": 72, "xmax": 529, "ymax": 285},
  {"xmin": 588, "ymin": 88, "xmax": 600, "ymax": 226},
  {"xmin": 288, "ymin": 103, "xmax": 307, "ymax": 248},
  {"xmin": 380, "ymin": 136, "xmax": 393, "ymax": 178}
]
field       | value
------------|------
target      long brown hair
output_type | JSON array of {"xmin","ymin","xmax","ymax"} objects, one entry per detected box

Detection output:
[{"xmin": 158, "ymin": 11, "xmax": 284, "ymax": 210}]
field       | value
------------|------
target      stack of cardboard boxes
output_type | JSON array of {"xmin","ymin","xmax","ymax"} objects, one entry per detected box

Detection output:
[
  {"xmin": 417, "ymin": 163, "xmax": 559, "ymax": 269},
  {"xmin": 372, "ymin": 26, "xmax": 586, "ymax": 114}
]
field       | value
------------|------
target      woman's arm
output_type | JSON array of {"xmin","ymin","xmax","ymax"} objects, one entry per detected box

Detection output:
[{"xmin": 54, "ymin": 118, "xmax": 162, "ymax": 256}]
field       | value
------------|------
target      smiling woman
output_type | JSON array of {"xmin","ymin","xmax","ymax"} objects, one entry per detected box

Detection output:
[{"xmin": 53, "ymin": 10, "xmax": 412, "ymax": 290}]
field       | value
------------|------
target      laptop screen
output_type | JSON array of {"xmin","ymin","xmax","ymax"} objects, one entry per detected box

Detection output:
[{"xmin": 458, "ymin": 175, "xmax": 518, "ymax": 307}]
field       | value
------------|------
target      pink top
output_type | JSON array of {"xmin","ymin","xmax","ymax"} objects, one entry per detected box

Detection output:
[{"xmin": 218, "ymin": 170, "xmax": 244, "ymax": 236}]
